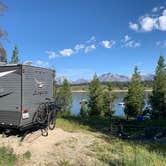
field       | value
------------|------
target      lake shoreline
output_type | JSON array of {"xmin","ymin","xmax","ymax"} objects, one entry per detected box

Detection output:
[{"xmin": 72, "ymin": 89, "xmax": 152, "ymax": 93}]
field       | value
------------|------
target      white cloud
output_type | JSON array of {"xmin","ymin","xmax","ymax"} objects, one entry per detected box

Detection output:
[
  {"xmin": 152, "ymin": 7, "xmax": 158, "ymax": 13},
  {"xmin": 121, "ymin": 35, "xmax": 141, "ymax": 48},
  {"xmin": 129, "ymin": 22, "xmax": 139, "ymax": 31},
  {"xmin": 36, "ymin": 60, "xmax": 43, "ymax": 65},
  {"xmin": 163, "ymin": 9, "xmax": 166, "ymax": 16},
  {"xmin": 124, "ymin": 35, "xmax": 131, "ymax": 42},
  {"xmin": 59, "ymin": 48, "xmax": 74, "ymax": 57},
  {"xmin": 35, "ymin": 60, "xmax": 49, "ymax": 67},
  {"xmin": 101, "ymin": 40, "xmax": 116, "ymax": 48},
  {"xmin": 158, "ymin": 15, "xmax": 166, "ymax": 31},
  {"xmin": 85, "ymin": 44, "xmax": 96, "ymax": 53},
  {"xmin": 152, "ymin": 6, "xmax": 165, "ymax": 12},
  {"xmin": 74, "ymin": 44, "xmax": 85, "ymax": 52},
  {"xmin": 140, "ymin": 16, "xmax": 157, "ymax": 32},
  {"xmin": 160, "ymin": 6, "xmax": 165, "ymax": 10},
  {"xmin": 45, "ymin": 51, "xmax": 58, "ymax": 60},
  {"xmin": 134, "ymin": 42, "xmax": 141, "ymax": 47},
  {"xmin": 156, "ymin": 40, "xmax": 166, "ymax": 48},
  {"xmin": 156, "ymin": 41, "xmax": 161, "ymax": 46},
  {"xmin": 57, "ymin": 68, "xmax": 93, "ymax": 79},
  {"xmin": 86, "ymin": 36, "xmax": 96, "ymax": 43},
  {"xmin": 124, "ymin": 40, "xmax": 141, "ymax": 48},
  {"xmin": 129, "ymin": 6, "xmax": 166, "ymax": 32}
]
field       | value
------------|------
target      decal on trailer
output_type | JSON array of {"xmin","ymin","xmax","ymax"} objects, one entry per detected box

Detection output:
[
  {"xmin": 0, "ymin": 92, "xmax": 13, "ymax": 98},
  {"xmin": 0, "ymin": 70, "xmax": 16, "ymax": 77},
  {"xmin": 33, "ymin": 77, "xmax": 48, "ymax": 96}
]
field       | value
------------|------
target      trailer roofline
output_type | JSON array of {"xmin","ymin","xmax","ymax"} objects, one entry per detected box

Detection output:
[
  {"xmin": 22, "ymin": 64, "xmax": 55, "ymax": 72},
  {"xmin": 0, "ymin": 64, "xmax": 54, "ymax": 72}
]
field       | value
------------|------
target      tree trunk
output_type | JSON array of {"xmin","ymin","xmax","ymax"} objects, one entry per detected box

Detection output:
[{"xmin": 126, "ymin": 115, "xmax": 129, "ymax": 121}]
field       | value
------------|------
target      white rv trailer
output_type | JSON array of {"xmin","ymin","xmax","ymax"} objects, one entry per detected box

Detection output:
[{"xmin": 0, "ymin": 64, "xmax": 55, "ymax": 131}]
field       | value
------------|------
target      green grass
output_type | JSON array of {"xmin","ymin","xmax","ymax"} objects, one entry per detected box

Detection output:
[
  {"xmin": 56, "ymin": 115, "xmax": 111, "ymax": 133},
  {"xmin": 57, "ymin": 115, "xmax": 166, "ymax": 134},
  {"xmin": 71, "ymin": 85, "xmax": 88, "ymax": 91},
  {"xmin": 56, "ymin": 117, "xmax": 166, "ymax": 166},
  {"xmin": 23, "ymin": 151, "xmax": 31, "ymax": 160},
  {"xmin": 88, "ymin": 139, "xmax": 166, "ymax": 166},
  {"xmin": 0, "ymin": 146, "xmax": 17, "ymax": 166},
  {"xmin": 57, "ymin": 159, "xmax": 74, "ymax": 166},
  {"xmin": 56, "ymin": 118, "xmax": 91, "ymax": 133}
]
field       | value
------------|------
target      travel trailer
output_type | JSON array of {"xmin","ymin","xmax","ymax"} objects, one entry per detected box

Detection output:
[{"xmin": 0, "ymin": 64, "xmax": 55, "ymax": 132}]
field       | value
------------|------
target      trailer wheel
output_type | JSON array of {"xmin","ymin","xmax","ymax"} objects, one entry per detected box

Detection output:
[{"xmin": 48, "ymin": 110, "xmax": 56, "ymax": 130}]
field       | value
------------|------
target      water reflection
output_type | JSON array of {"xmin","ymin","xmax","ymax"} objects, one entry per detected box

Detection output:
[{"xmin": 71, "ymin": 91, "xmax": 151, "ymax": 116}]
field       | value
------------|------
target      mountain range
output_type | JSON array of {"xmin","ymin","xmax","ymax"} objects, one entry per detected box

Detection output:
[{"xmin": 56, "ymin": 72, "xmax": 154, "ymax": 85}]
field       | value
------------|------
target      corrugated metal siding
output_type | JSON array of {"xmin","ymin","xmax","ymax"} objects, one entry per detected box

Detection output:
[
  {"xmin": 0, "ymin": 66, "xmax": 21, "ymax": 126},
  {"xmin": 0, "ymin": 111, "xmax": 20, "ymax": 126},
  {"xmin": 20, "ymin": 65, "xmax": 54, "ymax": 126}
]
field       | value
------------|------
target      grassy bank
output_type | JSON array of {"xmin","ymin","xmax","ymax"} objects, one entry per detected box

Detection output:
[
  {"xmin": 0, "ymin": 145, "xmax": 31, "ymax": 166},
  {"xmin": 0, "ymin": 117, "xmax": 165, "ymax": 166},
  {"xmin": 56, "ymin": 117, "xmax": 166, "ymax": 166},
  {"xmin": 0, "ymin": 146, "xmax": 17, "ymax": 166},
  {"xmin": 57, "ymin": 116, "xmax": 166, "ymax": 132}
]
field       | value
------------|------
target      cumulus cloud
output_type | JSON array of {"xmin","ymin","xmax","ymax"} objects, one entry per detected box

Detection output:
[
  {"xmin": 57, "ymin": 68, "xmax": 93, "ymax": 79},
  {"xmin": 85, "ymin": 44, "xmax": 96, "ymax": 53},
  {"xmin": 152, "ymin": 7, "xmax": 158, "ymax": 13},
  {"xmin": 124, "ymin": 41, "xmax": 141, "ymax": 48},
  {"xmin": 86, "ymin": 36, "xmax": 96, "ymax": 43},
  {"xmin": 121, "ymin": 35, "xmax": 141, "ymax": 48},
  {"xmin": 59, "ymin": 48, "xmax": 74, "ymax": 57},
  {"xmin": 140, "ymin": 16, "xmax": 157, "ymax": 32},
  {"xmin": 163, "ymin": 9, "xmax": 166, "ymax": 16},
  {"xmin": 129, "ymin": 6, "xmax": 166, "ymax": 32},
  {"xmin": 156, "ymin": 40, "xmax": 166, "ymax": 48},
  {"xmin": 158, "ymin": 15, "xmax": 166, "ymax": 31},
  {"xmin": 45, "ymin": 51, "xmax": 58, "ymax": 59},
  {"xmin": 74, "ymin": 44, "xmax": 85, "ymax": 52},
  {"xmin": 152, "ymin": 6, "xmax": 165, "ymax": 13},
  {"xmin": 124, "ymin": 35, "xmax": 131, "ymax": 42},
  {"xmin": 129, "ymin": 22, "xmax": 139, "ymax": 31},
  {"xmin": 101, "ymin": 40, "xmax": 116, "ymax": 48},
  {"xmin": 35, "ymin": 60, "xmax": 49, "ymax": 67}
]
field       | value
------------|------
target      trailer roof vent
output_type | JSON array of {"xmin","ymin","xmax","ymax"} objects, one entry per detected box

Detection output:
[
  {"xmin": 0, "ymin": 62, "xmax": 7, "ymax": 66},
  {"xmin": 23, "ymin": 61, "xmax": 32, "ymax": 65}
]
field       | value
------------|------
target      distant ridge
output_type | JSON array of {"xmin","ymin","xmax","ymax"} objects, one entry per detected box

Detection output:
[
  {"xmin": 56, "ymin": 72, "xmax": 154, "ymax": 85},
  {"xmin": 99, "ymin": 73, "xmax": 130, "ymax": 82}
]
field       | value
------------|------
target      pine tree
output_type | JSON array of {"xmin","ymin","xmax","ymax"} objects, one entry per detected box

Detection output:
[
  {"xmin": 80, "ymin": 104, "xmax": 87, "ymax": 118},
  {"xmin": 88, "ymin": 74, "xmax": 103, "ymax": 116},
  {"xmin": 11, "ymin": 46, "xmax": 19, "ymax": 64},
  {"xmin": 124, "ymin": 66, "xmax": 144, "ymax": 119},
  {"xmin": 150, "ymin": 56, "xmax": 166, "ymax": 119},
  {"xmin": 57, "ymin": 79, "xmax": 72, "ymax": 117},
  {"xmin": 0, "ymin": 46, "xmax": 7, "ymax": 63},
  {"xmin": 102, "ymin": 83, "xmax": 116, "ymax": 117},
  {"xmin": 53, "ymin": 70, "xmax": 57, "ymax": 99}
]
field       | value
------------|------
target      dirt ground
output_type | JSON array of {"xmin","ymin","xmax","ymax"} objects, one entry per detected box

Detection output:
[{"xmin": 0, "ymin": 128, "xmax": 101, "ymax": 166}]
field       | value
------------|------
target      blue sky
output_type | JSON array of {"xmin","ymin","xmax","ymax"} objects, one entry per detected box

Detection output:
[{"xmin": 1, "ymin": 0, "xmax": 166, "ymax": 80}]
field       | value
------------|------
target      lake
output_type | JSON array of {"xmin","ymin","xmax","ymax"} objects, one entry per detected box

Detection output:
[{"xmin": 71, "ymin": 92, "xmax": 151, "ymax": 116}]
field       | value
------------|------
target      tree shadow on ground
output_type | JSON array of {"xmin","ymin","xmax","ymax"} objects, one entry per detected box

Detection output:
[
  {"xmin": 62, "ymin": 115, "xmax": 111, "ymax": 133},
  {"xmin": 0, "ymin": 124, "xmax": 49, "ymax": 141}
]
